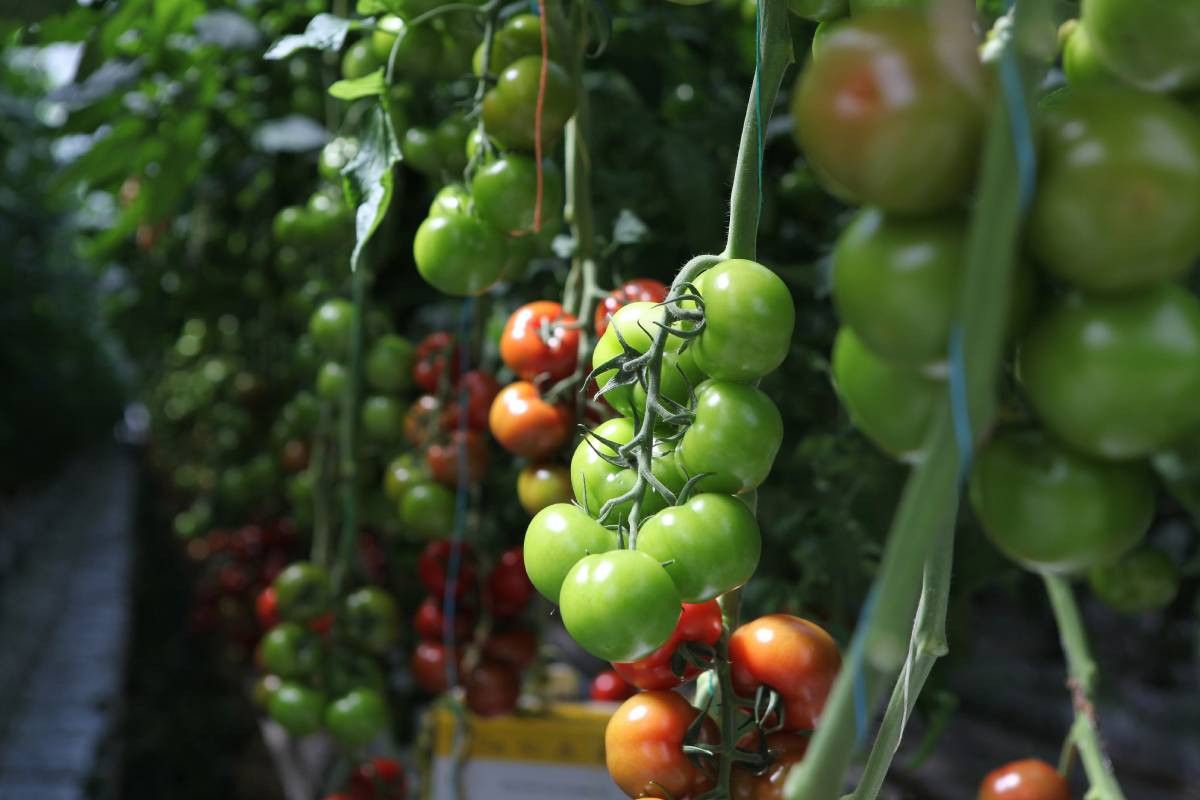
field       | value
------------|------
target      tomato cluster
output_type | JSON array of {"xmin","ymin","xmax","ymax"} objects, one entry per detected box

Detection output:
[
  {"xmin": 322, "ymin": 755, "xmax": 408, "ymax": 800},
  {"xmin": 795, "ymin": 2, "xmax": 1196, "ymax": 598},
  {"xmin": 409, "ymin": 540, "xmax": 537, "ymax": 717}
]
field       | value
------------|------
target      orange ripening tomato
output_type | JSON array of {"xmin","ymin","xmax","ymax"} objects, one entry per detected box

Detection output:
[
  {"xmin": 489, "ymin": 381, "xmax": 574, "ymax": 461},
  {"xmin": 604, "ymin": 690, "xmax": 717, "ymax": 799},
  {"xmin": 728, "ymin": 614, "xmax": 840, "ymax": 732},
  {"xmin": 978, "ymin": 759, "xmax": 1070, "ymax": 800},
  {"xmin": 500, "ymin": 301, "xmax": 580, "ymax": 382}
]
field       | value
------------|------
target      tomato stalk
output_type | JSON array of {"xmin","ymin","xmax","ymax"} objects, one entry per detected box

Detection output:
[
  {"xmin": 309, "ymin": 400, "xmax": 335, "ymax": 567},
  {"xmin": 331, "ymin": 261, "xmax": 367, "ymax": 596},
  {"xmin": 1042, "ymin": 575, "xmax": 1127, "ymax": 800}
]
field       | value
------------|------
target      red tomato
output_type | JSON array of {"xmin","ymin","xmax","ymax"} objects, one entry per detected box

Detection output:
[
  {"xmin": 594, "ymin": 278, "xmax": 669, "ymax": 336},
  {"xmin": 489, "ymin": 381, "xmax": 574, "ymax": 461},
  {"xmin": 499, "ymin": 301, "xmax": 580, "ymax": 382},
  {"xmin": 412, "ymin": 332, "xmax": 462, "ymax": 393},
  {"xmin": 255, "ymin": 587, "xmax": 280, "ymax": 630},
  {"xmin": 232, "ymin": 524, "xmax": 264, "ymax": 561},
  {"xmin": 485, "ymin": 547, "xmax": 534, "ymax": 617},
  {"xmin": 730, "ymin": 732, "xmax": 810, "ymax": 800},
  {"xmin": 413, "ymin": 596, "xmax": 475, "ymax": 641},
  {"xmin": 348, "ymin": 755, "xmax": 406, "ymax": 800},
  {"xmin": 465, "ymin": 661, "xmax": 521, "ymax": 717},
  {"xmin": 308, "ymin": 611, "xmax": 334, "ymax": 636},
  {"xmin": 417, "ymin": 540, "xmax": 478, "ymax": 599},
  {"xmin": 405, "ymin": 394, "xmax": 442, "ymax": 447},
  {"xmin": 604, "ymin": 690, "xmax": 717, "ymax": 799},
  {"xmin": 440, "ymin": 370, "xmax": 500, "ymax": 432},
  {"xmin": 978, "ymin": 759, "xmax": 1070, "ymax": 800},
  {"xmin": 589, "ymin": 669, "xmax": 637, "ymax": 702},
  {"xmin": 613, "ymin": 600, "xmax": 724, "ymax": 690},
  {"xmin": 728, "ymin": 615, "xmax": 840, "ymax": 732},
  {"xmin": 483, "ymin": 626, "xmax": 538, "ymax": 669},
  {"xmin": 411, "ymin": 640, "xmax": 462, "ymax": 694},
  {"xmin": 426, "ymin": 429, "xmax": 489, "ymax": 486}
]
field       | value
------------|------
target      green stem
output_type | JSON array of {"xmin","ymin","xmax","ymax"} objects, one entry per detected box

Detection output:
[
  {"xmin": 1042, "ymin": 575, "xmax": 1126, "ymax": 800},
  {"xmin": 331, "ymin": 263, "xmax": 367, "ymax": 596},
  {"xmin": 309, "ymin": 401, "xmax": 334, "ymax": 567}
]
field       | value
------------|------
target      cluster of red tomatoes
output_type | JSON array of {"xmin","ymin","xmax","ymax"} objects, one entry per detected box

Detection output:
[
  {"xmin": 797, "ymin": 2, "xmax": 1193, "ymax": 604},
  {"xmin": 409, "ymin": 540, "xmax": 538, "ymax": 717},
  {"xmin": 322, "ymin": 755, "xmax": 407, "ymax": 800}
]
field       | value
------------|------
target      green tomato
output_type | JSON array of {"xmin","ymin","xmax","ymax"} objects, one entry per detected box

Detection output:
[
  {"xmin": 1062, "ymin": 22, "xmax": 1118, "ymax": 89},
  {"xmin": 305, "ymin": 190, "xmax": 351, "ymax": 243},
  {"xmin": 437, "ymin": 26, "xmax": 476, "ymax": 80},
  {"xmin": 260, "ymin": 622, "xmax": 323, "ymax": 680},
  {"xmin": 316, "ymin": 362, "xmax": 348, "ymax": 401},
  {"xmin": 319, "ymin": 136, "xmax": 360, "ymax": 182},
  {"xmin": 969, "ymin": 428, "xmax": 1154, "ymax": 574},
  {"xmin": 1081, "ymin": 0, "xmax": 1200, "ymax": 92},
  {"xmin": 676, "ymin": 380, "xmax": 783, "ymax": 494},
  {"xmin": 370, "ymin": 15, "xmax": 443, "ymax": 80},
  {"xmin": 325, "ymin": 689, "xmax": 389, "ymax": 748},
  {"xmin": 413, "ymin": 213, "xmax": 507, "ymax": 296},
  {"xmin": 365, "ymin": 334, "xmax": 414, "ymax": 393},
  {"xmin": 327, "ymin": 648, "xmax": 387, "ymax": 696},
  {"xmin": 273, "ymin": 562, "xmax": 332, "ymax": 622},
  {"xmin": 268, "ymin": 682, "xmax": 327, "ymax": 736},
  {"xmin": 360, "ymin": 395, "xmax": 406, "ymax": 444},
  {"xmin": 400, "ymin": 480, "xmax": 455, "ymax": 537},
  {"xmin": 570, "ymin": 418, "xmax": 687, "ymax": 523},
  {"xmin": 559, "ymin": 549, "xmax": 681, "ymax": 662},
  {"xmin": 383, "ymin": 453, "xmax": 426, "ymax": 502},
  {"xmin": 429, "ymin": 183, "xmax": 471, "ymax": 218},
  {"xmin": 472, "ymin": 14, "xmax": 551, "ymax": 75},
  {"xmin": 434, "ymin": 114, "xmax": 472, "ymax": 177},
  {"xmin": 342, "ymin": 39, "xmax": 380, "ymax": 80},
  {"xmin": 402, "ymin": 127, "xmax": 443, "ymax": 176},
  {"xmin": 636, "ymin": 494, "xmax": 761, "ymax": 603},
  {"xmin": 830, "ymin": 327, "xmax": 940, "ymax": 461},
  {"xmin": 1088, "ymin": 546, "xmax": 1180, "ymax": 613},
  {"xmin": 787, "ymin": 0, "xmax": 847, "ymax": 21},
  {"xmin": 470, "ymin": 155, "xmax": 564, "ymax": 235},
  {"xmin": 591, "ymin": 302, "xmax": 682, "ymax": 417},
  {"xmin": 342, "ymin": 587, "xmax": 399, "ymax": 653},
  {"xmin": 309, "ymin": 299, "xmax": 357, "ymax": 357},
  {"xmin": 1029, "ymin": 88, "xmax": 1200, "ymax": 292},
  {"xmin": 1017, "ymin": 285, "xmax": 1200, "ymax": 460},
  {"xmin": 630, "ymin": 347, "xmax": 706, "ymax": 425},
  {"xmin": 523, "ymin": 503, "xmax": 620, "ymax": 604},
  {"xmin": 482, "ymin": 56, "xmax": 577, "ymax": 152},
  {"xmin": 791, "ymin": 9, "xmax": 985, "ymax": 214},
  {"xmin": 693, "ymin": 259, "xmax": 794, "ymax": 381}
]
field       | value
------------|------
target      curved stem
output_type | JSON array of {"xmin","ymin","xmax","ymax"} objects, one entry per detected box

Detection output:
[{"xmin": 1042, "ymin": 575, "xmax": 1126, "ymax": 800}]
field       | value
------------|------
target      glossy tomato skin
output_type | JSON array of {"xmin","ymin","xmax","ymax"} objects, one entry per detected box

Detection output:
[
  {"xmin": 429, "ymin": 183, "xmax": 471, "ymax": 218},
  {"xmin": 310, "ymin": 299, "xmax": 357, "ymax": 357},
  {"xmin": 465, "ymin": 661, "xmax": 521, "ymax": 717},
  {"xmin": 414, "ymin": 213, "xmax": 507, "ymax": 296},
  {"xmin": 361, "ymin": 395, "xmax": 406, "ymax": 444},
  {"xmin": 341, "ymin": 587, "xmax": 399, "ymax": 654},
  {"xmin": 1029, "ymin": 88, "xmax": 1200, "ymax": 292},
  {"xmin": 485, "ymin": 547, "xmax": 535, "ymax": 617},
  {"xmin": 969, "ymin": 428, "xmax": 1154, "ymax": 574},
  {"xmin": 613, "ymin": 600, "xmax": 723, "ymax": 691},
  {"xmin": 977, "ymin": 758, "xmax": 1070, "ymax": 800},
  {"xmin": 589, "ymin": 669, "xmax": 637, "ymax": 702},
  {"xmin": 1088, "ymin": 546, "xmax": 1180, "ymax": 614},
  {"xmin": 729, "ymin": 615, "xmax": 841, "ymax": 732},
  {"xmin": 256, "ymin": 586, "xmax": 280, "ymax": 630},
  {"xmin": 400, "ymin": 481, "xmax": 455, "ymax": 538},
  {"xmin": 592, "ymin": 302, "xmax": 682, "ymax": 417},
  {"xmin": 792, "ymin": 8, "xmax": 986, "ymax": 214},
  {"xmin": 426, "ymin": 429, "xmax": 489, "ymax": 487},
  {"xmin": 1017, "ymin": 285, "xmax": 1200, "ymax": 460},
  {"xmin": 500, "ymin": 301, "xmax": 580, "ymax": 383},
  {"xmin": 730, "ymin": 732, "xmax": 810, "ymax": 800},
  {"xmin": 325, "ymin": 688, "xmax": 389, "ymax": 748},
  {"xmin": 693, "ymin": 259, "xmax": 794, "ymax": 381},
  {"xmin": 522, "ymin": 503, "xmax": 618, "ymax": 604},
  {"xmin": 365, "ymin": 334, "xmax": 414, "ymax": 394},
  {"xmin": 260, "ymin": 622, "xmax": 323, "ymax": 679},
  {"xmin": 269, "ymin": 682, "xmax": 327, "ymax": 736},
  {"xmin": 516, "ymin": 463, "xmax": 574, "ymax": 515},
  {"xmin": 440, "ymin": 370, "xmax": 500, "ymax": 432},
  {"xmin": 412, "ymin": 332, "xmax": 460, "ymax": 393},
  {"xmin": 560, "ymin": 550, "xmax": 681, "ymax": 662},
  {"xmin": 1062, "ymin": 22, "xmax": 1118, "ymax": 89},
  {"xmin": 383, "ymin": 453, "xmax": 425, "ymax": 503},
  {"xmin": 637, "ymin": 494, "xmax": 761, "ymax": 602},
  {"xmin": 677, "ymin": 380, "xmax": 783, "ymax": 494},
  {"xmin": 489, "ymin": 382, "xmax": 573, "ymax": 461},
  {"xmin": 273, "ymin": 562, "xmax": 332, "ymax": 623},
  {"xmin": 594, "ymin": 278, "xmax": 669, "ymax": 337},
  {"xmin": 470, "ymin": 155, "xmax": 564, "ymax": 235},
  {"xmin": 831, "ymin": 327, "xmax": 940, "ymax": 461},
  {"xmin": 1081, "ymin": 0, "xmax": 1200, "ymax": 92},
  {"xmin": 482, "ymin": 56, "xmax": 577, "ymax": 152},
  {"xmin": 413, "ymin": 596, "xmax": 475, "ymax": 642},
  {"xmin": 570, "ymin": 417, "xmax": 686, "ymax": 522},
  {"xmin": 605, "ymin": 690, "xmax": 717, "ymax": 800},
  {"xmin": 348, "ymin": 756, "xmax": 406, "ymax": 800},
  {"xmin": 411, "ymin": 640, "xmax": 460, "ymax": 694}
]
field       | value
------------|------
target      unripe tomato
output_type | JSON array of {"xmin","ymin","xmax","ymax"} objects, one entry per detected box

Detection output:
[
  {"xmin": 465, "ymin": 661, "xmax": 521, "ymax": 717},
  {"xmin": 383, "ymin": 453, "xmax": 425, "ymax": 502},
  {"xmin": 500, "ymin": 301, "xmax": 580, "ymax": 383},
  {"xmin": 441, "ymin": 370, "xmax": 500, "ymax": 432},
  {"xmin": 325, "ymin": 688, "xmax": 388, "ymax": 748},
  {"xmin": 473, "ymin": 13, "xmax": 559, "ymax": 75},
  {"xmin": 269, "ymin": 682, "xmax": 327, "ymax": 736},
  {"xmin": 613, "ymin": 599, "xmax": 723, "ymax": 691},
  {"xmin": 1017, "ymin": 285, "xmax": 1200, "ymax": 459},
  {"xmin": 594, "ymin": 278, "xmax": 668, "ymax": 337},
  {"xmin": 482, "ymin": 56, "xmax": 577, "ymax": 152},
  {"xmin": 429, "ymin": 183, "xmax": 471, "ymax": 218},
  {"xmin": 485, "ymin": 547, "xmax": 534, "ymax": 617},
  {"xmin": 693, "ymin": 259, "xmax": 794, "ymax": 382},
  {"xmin": 341, "ymin": 587, "xmax": 399, "ymax": 654},
  {"xmin": 361, "ymin": 395, "xmax": 406, "ymax": 444},
  {"xmin": 365, "ymin": 334, "xmax": 414, "ymax": 394},
  {"xmin": 677, "ymin": 380, "xmax": 782, "ymax": 494},
  {"xmin": 1062, "ymin": 22, "xmax": 1118, "ymax": 88},
  {"xmin": 637, "ymin": 494, "xmax": 761, "ymax": 602},
  {"xmin": 260, "ymin": 622, "xmax": 323, "ymax": 679},
  {"xmin": 399, "ymin": 481, "xmax": 455, "ymax": 538},
  {"xmin": 560, "ymin": 549, "xmax": 681, "ymax": 662},
  {"xmin": 316, "ymin": 361, "xmax": 348, "ymax": 401},
  {"xmin": 830, "ymin": 327, "xmax": 940, "ymax": 461},
  {"xmin": 273, "ymin": 562, "xmax": 332, "ymax": 623},
  {"xmin": 523, "ymin": 503, "xmax": 619, "ymax": 604},
  {"xmin": 977, "ymin": 758, "xmax": 1069, "ymax": 800},
  {"xmin": 729, "ymin": 614, "xmax": 841, "ymax": 732},
  {"xmin": 414, "ymin": 214, "xmax": 507, "ymax": 296},
  {"xmin": 969, "ymin": 428, "xmax": 1154, "ymax": 574},
  {"xmin": 588, "ymin": 669, "xmax": 636, "ymax": 702},
  {"xmin": 1088, "ymin": 546, "xmax": 1180, "ymax": 614},
  {"xmin": 570, "ymin": 417, "xmax": 686, "ymax": 522},
  {"xmin": 369, "ymin": 15, "xmax": 442, "ymax": 81},
  {"xmin": 401, "ymin": 127, "xmax": 442, "ymax": 176},
  {"xmin": 604, "ymin": 690, "xmax": 717, "ymax": 799},
  {"xmin": 341, "ymin": 39, "xmax": 379, "ymax": 80},
  {"xmin": 516, "ymin": 463, "xmax": 573, "ymax": 515},
  {"xmin": 412, "ymin": 332, "xmax": 460, "ymax": 393},
  {"xmin": 791, "ymin": 8, "xmax": 986, "ymax": 213},
  {"xmin": 1081, "ymin": 0, "xmax": 1200, "ymax": 92},
  {"xmin": 1029, "ymin": 88, "xmax": 1200, "ymax": 292},
  {"xmin": 591, "ymin": 301, "xmax": 698, "ymax": 418},
  {"xmin": 489, "ymin": 382, "xmax": 573, "ymax": 461},
  {"xmin": 426, "ymin": 429, "xmax": 489, "ymax": 486},
  {"xmin": 434, "ymin": 114, "xmax": 471, "ymax": 176},
  {"xmin": 318, "ymin": 136, "xmax": 359, "ymax": 182},
  {"xmin": 470, "ymin": 155, "xmax": 564, "ymax": 235},
  {"xmin": 309, "ymin": 299, "xmax": 357, "ymax": 357}
]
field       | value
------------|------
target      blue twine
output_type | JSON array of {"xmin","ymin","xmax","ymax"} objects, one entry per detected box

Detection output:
[
  {"xmin": 442, "ymin": 296, "xmax": 477, "ymax": 691},
  {"xmin": 1000, "ymin": 47, "xmax": 1036, "ymax": 212},
  {"xmin": 849, "ymin": 584, "xmax": 879, "ymax": 746}
]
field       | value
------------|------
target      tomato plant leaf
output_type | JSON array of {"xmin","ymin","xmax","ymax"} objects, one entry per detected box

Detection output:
[
  {"xmin": 264, "ymin": 14, "xmax": 358, "ymax": 60},
  {"xmin": 342, "ymin": 104, "xmax": 401, "ymax": 271},
  {"xmin": 328, "ymin": 69, "xmax": 385, "ymax": 100}
]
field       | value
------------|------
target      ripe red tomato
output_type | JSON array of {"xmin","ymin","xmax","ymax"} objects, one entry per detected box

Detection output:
[
  {"xmin": 604, "ymin": 690, "xmax": 717, "ymax": 799},
  {"xmin": 485, "ymin": 547, "xmax": 535, "ymax": 617},
  {"xmin": 412, "ymin": 332, "xmax": 461, "ymax": 392},
  {"xmin": 348, "ymin": 756, "xmax": 406, "ymax": 800},
  {"xmin": 613, "ymin": 600, "xmax": 724, "ymax": 690},
  {"xmin": 465, "ymin": 661, "xmax": 521, "ymax": 717},
  {"xmin": 489, "ymin": 382, "xmax": 574, "ymax": 461},
  {"xmin": 500, "ymin": 301, "xmax": 580, "ymax": 383},
  {"xmin": 594, "ymin": 278, "xmax": 669, "ymax": 337},
  {"xmin": 411, "ymin": 640, "xmax": 461, "ymax": 694},
  {"xmin": 405, "ymin": 395, "xmax": 442, "ymax": 447},
  {"xmin": 589, "ymin": 669, "xmax": 637, "ymax": 702},
  {"xmin": 426, "ymin": 429, "xmax": 489, "ymax": 487},
  {"xmin": 977, "ymin": 758, "xmax": 1070, "ymax": 800},
  {"xmin": 440, "ymin": 370, "xmax": 500, "ymax": 432},
  {"xmin": 255, "ymin": 586, "xmax": 280, "ymax": 630},
  {"xmin": 413, "ymin": 596, "xmax": 476, "ymax": 642},
  {"xmin": 418, "ymin": 540, "xmax": 478, "ymax": 599},
  {"xmin": 729, "ymin": 615, "xmax": 841, "ymax": 732},
  {"xmin": 483, "ymin": 626, "xmax": 538, "ymax": 669}
]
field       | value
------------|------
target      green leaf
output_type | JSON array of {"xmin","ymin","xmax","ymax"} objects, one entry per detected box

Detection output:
[
  {"xmin": 328, "ymin": 69, "xmax": 385, "ymax": 100},
  {"xmin": 342, "ymin": 104, "xmax": 401, "ymax": 271},
  {"xmin": 264, "ymin": 14, "xmax": 358, "ymax": 60},
  {"xmin": 356, "ymin": 0, "xmax": 404, "ymax": 13}
]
